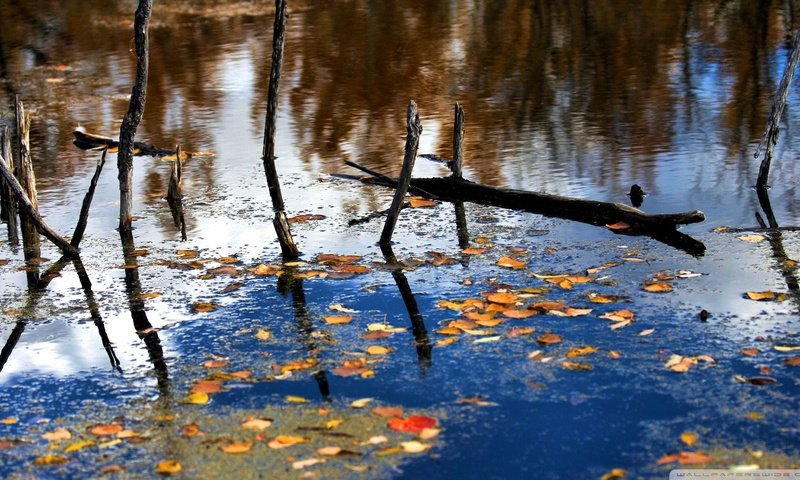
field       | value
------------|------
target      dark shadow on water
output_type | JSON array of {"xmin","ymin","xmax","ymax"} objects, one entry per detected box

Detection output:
[
  {"xmin": 277, "ymin": 270, "xmax": 331, "ymax": 401},
  {"xmin": 380, "ymin": 244, "xmax": 432, "ymax": 371}
]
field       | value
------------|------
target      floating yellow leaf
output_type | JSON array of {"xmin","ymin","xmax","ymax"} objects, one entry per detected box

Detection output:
[
  {"xmin": 508, "ymin": 327, "xmax": 535, "ymax": 338},
  {"xmin": 155, "ymin": 460, "xmax": 182, "ymax": 474},
  {"xmin": 680, "ymin": 432, "xmax": 698, "ymax": 446},
  {"xmin": 436, "ymin": 337, "xmax": 459, "ymax": 347},
  {"xmin": 774, "ymin": 345, "xmax": 800, "ymax": 352},
  {"xmin": 737, "ymin": 234, "xmax": 765, "ymax": 243},
  {"xmin": 286, "ymin": 395, "xmax": 309, "ymax": 404},
  {"xmin": 176, "ymin": 249, "xmax": 197, "ymax": 259},
  {"xmin": 566, "ymin": 346, "xmax": 598, "ymax": 358},
  {"xmin": 250, "ymin": 264, "xmax": 278, "ymax": 276},
  {"xmin": 323, "ymin": 315, "xmax": 353, "ymax": 325},
  {"xmin": 318, "ymin": 446, "xmax": 343, "ymax": 456},
  {"xmin": 366, "ymin": 345, "xmax": 392, "ymax": 355},
  {"xmin": 268, "ymin": 435, "xmax": 306, "ymax": 449},
  {"xmin": 254, "ymin": 329, "xmax": 272, "ymax": 341},
  {"xmin": 497, "ymin": 256, "xmax": 526, "ymax": 269},
  {"xmin": 220, "ymin": 441, "xmax": 252, "ymax": 454},
  {"xmin": 638, "ymin": 328, "xmax": 655, "ymax": 336},
  {"xmin": 1, "ymin": 417, "xmax": 18, "ymax": 425},
  {"xmin": 185, "ymin": 392, "xmax": 210, "ymax": 405},
  {"xmin": 202, "ymin": 359, "xmax": 228, "ymax": 369},
  {"xmin": 461, "ymin": 247, "xmax": 487, "ymax": 255},
  {"xmin": 34, "ymin": 454, "xmax": 69, "ymax": 466},
  {"xmin": 401, "ymin": 441, "xmax": 431, "ymax": 453},
  {"xmin": 600, "ymin": 310, "xmax": 635, "ymax": 322},
  {"xmin": 746, "ymin": 291, "xmax": 775, "ymax": 301},
  {"xmin": 745, "ymin": 411, "xmax": 764, "ymax": 421},
  {"xmin": 241, "ymin": 417, "xmax": 272, "ymax": 431},
  {"xmin": 64, "ymin": 440, "xmax": 94, "ymax": 453},
  {"xmin": 536, "ymin": 333, "xmax": 562, "ymax": 346},
  {"xmin": 141, "ymin": 291, "xmax": 162, "ymax": 300},
  {"xmin": 485, "ymin": 292, "xmax": 519, "ymax": 304},
  {"xmin": 644, "ymin": 282, "xmax": 673, "ymax": 293},
  {"xmin": 325, "ymin": 419, "xmax": 345, "ymax": 429}
]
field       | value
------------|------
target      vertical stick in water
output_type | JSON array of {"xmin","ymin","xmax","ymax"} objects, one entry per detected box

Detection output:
[
  {"xmin": 380, "ymin": 101, "xmax": 423, "ymax": 245},
  {"xmin": 755, "ymin": 28, "xmax": 800, "ymax": 189},
  {"xmin": 14, "ymin": 98, "xmax": 41, "ymax": 263},
  {"xmin": 118, "ymin": 0, "xmax": 153, "ymax": 248},
  {"xmin": 451, "ymin": 102, "xmax": 465, "ymax": 179},
  {"xmin": 0, "ymin": 126, "xmax": 18, "ymax": 243},
  {"xmin": 261, "ymin": 0, "xmax": 298, "ymax": 260},
  {"xmin": 71, "ymin": 148, "xmax": 107, "ymax": 248}
]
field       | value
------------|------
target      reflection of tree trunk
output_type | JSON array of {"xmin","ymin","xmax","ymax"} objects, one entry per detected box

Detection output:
[
  {"xmin": 276, "ymin": 272, "xmax": 331, "ymax": 401},
  {"xmin": 755, "ymin": 187, "xmax": 800, "ymax": 307},
  {"xmin": 0, "ymin": 321, "xmax": 25, "ymax": 373},
  {"xmin": 121, "ymin": 237, "xmax": 170, "ymax": 398},
  {"xmin": 454, "ymin": 201, "xmax": 470, "ymax": 249},
  {"xmin": 380, "ymin": 244, "xmax": 432, "ymax": 370}
]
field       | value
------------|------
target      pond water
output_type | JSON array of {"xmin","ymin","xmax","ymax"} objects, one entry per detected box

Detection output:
[{"xmin": 0, "ymin": 1, "xmax": 799, "ymax": 478}]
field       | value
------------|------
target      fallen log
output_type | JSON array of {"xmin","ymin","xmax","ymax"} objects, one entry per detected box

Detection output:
[
  {"xmin": 73, "ymin": 128, "xmax": 174, "ymax": 157},
  {"xmin": 343, "ymin": 163, "xmax": 707, "ymax": 256}
]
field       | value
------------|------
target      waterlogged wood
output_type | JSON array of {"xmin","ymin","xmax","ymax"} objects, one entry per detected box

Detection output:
[
  {"xmin": 15, "ymin": 99, "xmax": 40, "ymax": 259},
  {"xmin": 167, "ymin": 145, "xmax": 183, "ymax": 201},
  {"xmin": 71, "ymin": 149, "xmax": 107, "ymax": 248},
  {"xmin": 118, "ymin": 0, "xmax": 153, "ymax": 239},
  {"xmin": 451, "ymin": 103, "xmax": 465, "ymax": 178},
  {"xmin": 380, "ymin": 101, "xmax": 423, "ymax": 245},
  {"xmin": 262, "ymin": 0, "xmax": 298, "ymax": 259},
  {"xmin": 755, "ymin": 27, "xmax": 800, "ymax": 188},
  {"xmin": 0, "ymin": 126, "xmax": 17, "ymax": 243},
  {"xmin": 72, "ymin": 129, "xmax": 173, "ymax": 156},
  {"xmin": 0, "ymin": 154, "xmax": 79, "ymax": 258}
]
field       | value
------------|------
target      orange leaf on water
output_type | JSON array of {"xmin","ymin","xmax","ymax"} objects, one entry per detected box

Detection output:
[
  {"xmin": 497, "ymin": 256, "xmax": 526, "ymax": 269},
  {"xmin": 387, "ymin": 416, "xmax": 437, "ymax": 433},
  {"xmin": 90, "ymin": 424, "xmax": 123, "ymax": 436},
  {"xmin": 535, "ymin": 333, "xmax": 562, "ymax": 346}
]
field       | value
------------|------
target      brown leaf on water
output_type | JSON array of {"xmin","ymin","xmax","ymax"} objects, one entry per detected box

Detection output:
[
  {"xmin": 502, "ymin": 308, "xmax": 537, "ymax": 319},
  {"xmin": 372, "ymin": 406, "xmax": 404, "ymax": 418},
  {"xmin": 536, "ymin": 333, "xmax": 562, "ymax": 346},
  {"xmin": 550, "ymin": 307, "xmax": 593, "ymax": 317},
  {"xmin": 448, "ymin": 319, "xmax": 479, "ymax": 330},
  {"xmin": 562, "ymin": 361, "xmax": 593, "ymax": 371},
  {"xmin": 332, "ymin": 358, "xmax": 368, "ymax": 377},
  {"xmin": 192, "ymin": 301, "xmax": 219, "ymax": 313},
  {"xmin": 463, "ymin": 312, "xmax": 495, "ymax": 323},
  {"xmin": 207, "ymin": 266, "xmax": 239, "ymax": 276},
  {"xmin": 600, "ymin": 310, "xmax": 635, "ymax": 322},
  {"xmin": 217, "ymin": 256, "xmax": 239, "ymax": 264},
  {"xmin": 785, "ymin": 356, "xmax": 800, "ymax": 366},
  {"xmin": 42, "ymin": 428, "xmax": 72, "ymax": 442},
  {"xmin": 182, "ymin": 424, "xmax": 203, "ymax": 437},
  {"xmin": 566, "ymin": 346, "xmax": 598, "ymax": 358},
  {"xmin": 427, "ymin": 251, "xmax": 456, "ymax": 266},
  {"xmin": 202, "ymin": 359, "xmax": 228, "ymax": 369},
  {"xmin": 292, "ymin": 458, "xmax": 326, "ymax": 470},
  {"xmin": 241, "ymin": 417, "xmax": 273, "ymax": 431},
  {"xmin": 475, "ymin": 318, "xmax": 505, "ymax": 327},
  {"xmin": 287, "ymin": 214, "xmax": 327, "ymax": 223},
  {"xmin": 34, "ymin": 454, "xmax": 70, "ymax": 466},
  {"xmin": 366, "ymin": 345, "xmax": 392, "ymax": 355},
  {"xmin": 250, "ymin": 264, "xmax": 279, "ymax": 276},
  {"xmin": 409, "ymin": 197, "xmax": 438, "ymax": 208},
  {"xmin": 608, "ymin": 350, "xmax": 621, "ymax": 359},
  {"xmin": 140, "ymin": 291, "xmax": 162, "ymax": 300},
  {"xmin": 274, "ymin": 358, "xmax": 317, "ymax": 373},
  {"xmin": 508, "ymin": 327, "xmax": 535, "ymax": 338},
  {"xmin": 643, "ymin": 281, "xmax": 673, "ymax": 293},
  {"xmin": 90, "ymin": 424, "xmax": 123, "ymax": 436},
  {"xmin": 586, "ymin": 262, "xmax": 622, "ymax": 275},
  {"xmin": 605, "ymin": 221, "xmax": 630, "ymax": 230},
  {"xmin": 532, "ymin": 301, "xmax": 566, "ymax": 312},
  {"xmin": 657, "ymin": 451, "xmax": 713, "ymax": 465},
  {"xmin": 254, "ymin": 329, "xmax": 272, "ymax": 341},
  {"xmin": 362, "ymin": 330, "xmax": 392, "ymax": 341},
  {"xmin": 155, "ymin": 460, "xmax": 181, "ymax": 474},
  {"xmin": 316, "ymin": 254, "xmax": 362, "ymax": 264},
  {"xmin": 461, "ymin": 247, "xmax": 487, "ymax": 255},
  {"xmin": 176, "ymin": 249, "xmax": 197, "ymax": 259},
  {"xmin": 497, "ymin": 256, "xmax": 526, "ymax": 269},
  {"xmin": 740, "ymin": 348, "xmax": 761, "ymax": 356},
  {"xmin": 599, "ymin": 468, "xmax": 627, "ymax": 480},
  {"xmin": 191, "ymin": 380, "xmax": 225, "ymax": 395},
  {"xmin": 485, "ymin": 292, "xmax": 519, "ymax": 304},
  {"xmin": 737, "ymin": 234, "xmax": 765, "ymax": 243}
]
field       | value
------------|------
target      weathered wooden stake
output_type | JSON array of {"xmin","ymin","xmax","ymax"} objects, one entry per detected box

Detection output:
[
  {"xmin": 118, "ymin": 0, "xmax": 153, "ymax": 247},
  {"xmin": 0, "ymin": 153, "xmax": 78, "ymax": 257},
  {"xmin": 14, "ymin": 98, "xmax": 41, "ymax": 262},
  {"xmin": 70, "ymin": 148, "xmax": 107, "ymax": 248},
  {"xmin": 755, "ymin": 27, "xmax": 800, "ymax": 189},
  {"xmin": 451, "ymin": 102, "xmax": 464, "ymax": 178},
  {"xmin": 0, "ymin": 126, "xmax": 18, "ymax": 243},
  {"xmin": 379, "ymin": 101, "xmax": 423, "ymax": 245},
  {"xmin": 261, "ymin": 0, "xmax": 298, "ymax": 260},
  {"xmin": 167, "ymin": 145, "xmax": 182, "ymax": 201}
]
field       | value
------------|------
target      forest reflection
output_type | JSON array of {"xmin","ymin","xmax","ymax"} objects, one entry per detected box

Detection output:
[{"xmin": 0, "ymin": 0, "xmax": 798, "ymax": 223}]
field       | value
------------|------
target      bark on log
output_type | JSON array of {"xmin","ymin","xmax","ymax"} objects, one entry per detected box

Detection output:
[
  {"xmin": 15, "ymin": 98, "xmax": 40, "ymax": 260},
  {"xmin": 73, "ymin": 129, "xmax": 174, "ymax": 157},
  {"xmin": 0, "ymin": 126, "xmax": 18, "ymax": 243},
  {"xmin": 451, "ymin": 103, "xmax": 465, "ymax": 178},
  {"xmin": 118, "ymin": 0, "xmax": 152, "ymax": 242},
  {"xmin": 0, "ymin": 153, "xmax": 79, "ymax": 258}
]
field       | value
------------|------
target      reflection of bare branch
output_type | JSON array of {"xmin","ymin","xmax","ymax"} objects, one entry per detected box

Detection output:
[
  {"xmin": 380, "ymin": 244, "xmax": 432, "ymax": 370},
  {"xmin": 277, "ymin": 271, "xmax": 331, "ymax": 401},
  {"xmin": 72, "ymin": 258, "xmax": 121, "ymax": 372}
]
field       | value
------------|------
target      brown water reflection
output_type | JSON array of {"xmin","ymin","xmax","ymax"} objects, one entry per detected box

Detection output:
[{"xmin": 1, "ymin": 0, "xmax": 800, "ymax": 236}]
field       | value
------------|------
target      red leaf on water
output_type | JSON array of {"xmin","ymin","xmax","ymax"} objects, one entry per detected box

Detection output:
[{"xmin": 387, "ymin": 416, "xmax": 437, "ymax": 433}]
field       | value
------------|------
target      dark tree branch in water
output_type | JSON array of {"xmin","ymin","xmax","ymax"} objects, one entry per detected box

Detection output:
[
  {"xmin": 117, "ymin": 0, "xmax": 152, "ymax": 243},
  {"xmin": 71, "ymin": 148, "xmax": 107, "ymax": 249},
  {"xmin": 380, "ymin": 101, "xmax": 423, "ymax": 245},
  {"xmin": 0, "ymin": 126, "xmax": 17, "ymax": 244},
  {"xmin": 0, "ymin": 151, "xmax": 78, "ymax": 258},
  {"xmin": 755, "ymin": 27, "xmax": 800, "ymax": 188},
  {"xmin": 262, "ymin": 0, "xmax": 298, "ymax": 260}
]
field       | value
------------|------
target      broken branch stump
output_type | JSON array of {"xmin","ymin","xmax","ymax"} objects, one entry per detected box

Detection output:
[
  {"xmin": 71, "ymin": 148, "xmax": 107, "ymax": 248},
  {"xmin": 15, "ymin": 98, "xmax": 41, "ymax": 260},
  {"xmin": 451, "ymin": 102, "xmax": 464, "ymax": 178},
  {"xmin": 379, "ymin": 101, "xmax": 423, "ymax": 245},
  {"xmin": 0, "ymin": 126, "xmax": 18, "ymax": 243},
  {"xmin": 261, "ymin": 0, "xmax": 298, "ymax": 260}
]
